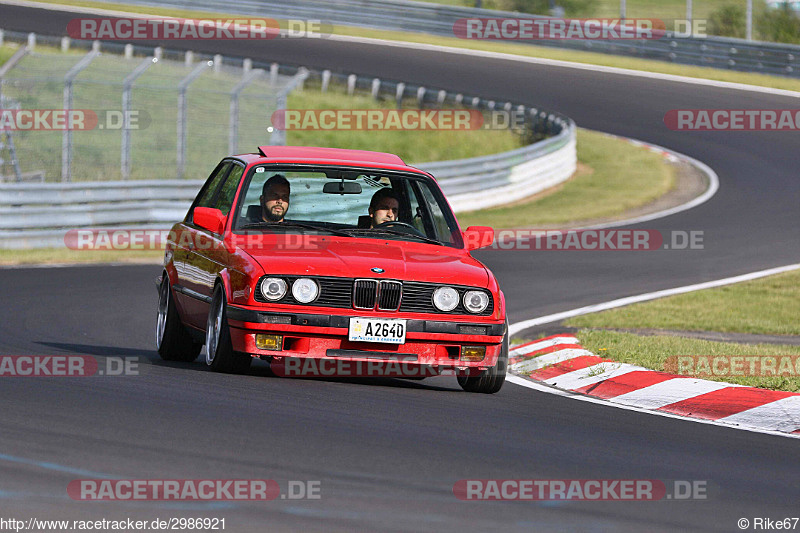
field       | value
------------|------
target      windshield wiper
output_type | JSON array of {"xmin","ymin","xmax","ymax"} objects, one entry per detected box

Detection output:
[
  {"xmin": 239, "ymin": 221, "xmax": 352, "ymax": 237},
  {"xmin": 351, "ymin": 228, "xmax": 444, "ymax": 246}
]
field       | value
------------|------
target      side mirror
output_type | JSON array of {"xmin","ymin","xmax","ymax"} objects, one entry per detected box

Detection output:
[
  {"xmin": 462, "ymin": 226, "xmax": 494, "ymax": 251},
  {"xmin": 194, "ymin": 207, "xmax": 226, "ymax": 234}
]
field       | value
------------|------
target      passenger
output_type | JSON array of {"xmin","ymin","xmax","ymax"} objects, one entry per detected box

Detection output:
[
  {"xmin": 368, "ymin": 188, "xmax": 399, "ymax": 228},
  {"xmin": 260, "ymin": 174, "xmax": 290, "ymax": 223}
]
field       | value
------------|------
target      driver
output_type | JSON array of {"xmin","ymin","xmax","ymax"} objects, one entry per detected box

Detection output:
[
  {"xmin": 368, "ymin": 188, "xmax": 399, "ymax": 228},
  {"xmin": 260, "ymin": 174, "xmax": 290, "ymax": 223}
]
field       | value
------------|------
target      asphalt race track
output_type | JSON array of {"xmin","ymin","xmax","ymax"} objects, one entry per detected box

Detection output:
[{"xmin": 0, "ymin": 3, "xmax": 799, "ymax": 531}]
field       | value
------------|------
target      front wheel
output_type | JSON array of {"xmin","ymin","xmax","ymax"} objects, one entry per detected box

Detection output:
[
  {"xmin": 156, "ymin": 276, "xmax": 202, "ymax": 362},
  {"xmin": 457, "ymin": 320, "xmax": 508, "ymax": 394},
  {"xmin": 205, "ymin": 284, "xmax": 251, "ymax": 374}
]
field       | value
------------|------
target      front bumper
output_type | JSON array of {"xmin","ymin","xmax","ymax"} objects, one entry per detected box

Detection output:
[{"xmin": 226, "ymin": 305, "xmax": 505, "ymax": 369}]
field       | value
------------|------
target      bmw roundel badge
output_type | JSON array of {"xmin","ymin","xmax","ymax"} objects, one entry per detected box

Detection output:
[{"xmin": 371, "ymin": 267, "xmax": 385, "ymax": 274}]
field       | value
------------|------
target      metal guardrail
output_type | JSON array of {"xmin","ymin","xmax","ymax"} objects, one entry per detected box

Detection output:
[
  {"xmin": 0, "ymin": 30, "xmax": 577, "ymax": 249},
  {"xmin": 102, "ymin": 0, "xmax": 800, "ymax": 78}
]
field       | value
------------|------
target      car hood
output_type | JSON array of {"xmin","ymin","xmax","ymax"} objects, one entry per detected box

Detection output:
[{"xmin": 240, "ymin": 237, "xmax": 490, "ymax": 288}]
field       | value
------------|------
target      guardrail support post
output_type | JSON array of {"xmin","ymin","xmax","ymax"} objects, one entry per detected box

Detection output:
[
  {"xmin": 321, "ymin": 70, "xmax": 331, "ymax": 92},
  {"xmin": 62, "ymin": 49, "xmax": 99, "ymax": 182},
  {"xmin": 177, "ymin": 61, "xmax": 212, "ymax": 179},
  {"xmin": 61, "ymin": 37, "xmax": 70, "ymax": 52},
  {"xmin": 347, "ymin": 74, "xmax": 357, "ymax": 96},
  {"xmin": 270, "ymin": 63, "xmax": 279, "ymax": 85},
  {"xmin": 121, "ymin": 56, "xmax": 155, "ymax": 180},
  {"xmin": 395, "ymin": 83, "xmax": 405, "ymax": 108},
  {"xmin": 371, "ymin": 78, "xmax": 381, "ymax": 100}
]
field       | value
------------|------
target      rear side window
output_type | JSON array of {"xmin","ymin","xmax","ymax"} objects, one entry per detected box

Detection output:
[
  {"xmin": 216, "ymin": 164, "xmax": 244, "ymax": 216},
  {"xmin": 195, "ymin": 162, "xmax": 232, "ymax": 210}
]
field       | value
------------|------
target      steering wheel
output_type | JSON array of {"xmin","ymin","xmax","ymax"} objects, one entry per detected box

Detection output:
[{"xmin": 376, "ymin": 220, "xmax": 426, "ymax": 237}]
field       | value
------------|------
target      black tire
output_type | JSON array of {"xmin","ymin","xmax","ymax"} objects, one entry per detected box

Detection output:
[
  {"xmin": 205, "ymin": 284, "xmax": 252, "ymax": 374},
  {"xmin": 156, "ymin": 277, "xmax": 202, "ymax": 362},
  {"xmin": 457, "ymin": 320, "xmax": 508, "ymax": 394}
]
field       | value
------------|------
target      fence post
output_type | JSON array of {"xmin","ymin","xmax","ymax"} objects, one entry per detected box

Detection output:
[
  {"xmin": 62, "ymin": 50, "xmax": 99, "ymax": 182},
  {"xmin": 269, "ymin": 68, "xmax": 309, "ymax": 146},
  {"xmin": 229, "ymin": 69, "xmax": 264, "ymax": 154},
  {"xmin": 177, "ymin": 61, "xmax": 211, "ymax": 179},
  {"xmin": 121, "ymin": 56, "xmax": 155, "ymax": 180}
]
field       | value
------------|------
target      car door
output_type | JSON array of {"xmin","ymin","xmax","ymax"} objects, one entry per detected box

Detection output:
[
  {"xmin": 174, "ymin": 161, "xmax": 232, "ymax": 326},
  {"xmin": 181, "ymin": 161, "xmax": 245, "ymax": 329}
]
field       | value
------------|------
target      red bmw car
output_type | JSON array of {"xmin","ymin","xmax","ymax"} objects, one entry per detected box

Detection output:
[{"xmin": 156, "ymin": 146, "xmax": 507, "ymax": 393}]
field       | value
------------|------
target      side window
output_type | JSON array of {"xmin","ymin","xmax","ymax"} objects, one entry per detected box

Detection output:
[
  {"xmin": 402, "ymin": 181, "xmax": 426, "ymax": 234},
  {"xmin": 215, "ymin": 164, "xmax": 244, "ymax": 216},
  {"xmin": 416, "ymin": 181, "xmax": 456, "ymax": 244},
  {"xmin": 193, "ymin": 162, "xmax": 231, "ymax": 212}
]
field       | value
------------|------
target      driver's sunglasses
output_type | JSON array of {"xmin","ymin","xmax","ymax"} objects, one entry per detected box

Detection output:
[{"xmin": 265, "ymin": 192, "xmax": 290, "ymax": 202}]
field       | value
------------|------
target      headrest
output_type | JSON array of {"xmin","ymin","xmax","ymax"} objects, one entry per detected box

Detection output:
[
  {"xmin": 357, "ymin": 215, "xmax": 371, "ymax": 229},
  {"xmin": 245, "ymin": 205, "xmax": 261, "ymax": 221}
]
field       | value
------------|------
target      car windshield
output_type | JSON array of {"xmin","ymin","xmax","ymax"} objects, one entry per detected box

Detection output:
[{"xmin": 232, "ymin": 167, "xmax": 462, "ymax": 247}]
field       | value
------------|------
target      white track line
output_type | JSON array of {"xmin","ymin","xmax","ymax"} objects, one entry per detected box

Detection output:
[
  {"xmin": 4, "ymin": 0, "xmax": 800, "ymax": 100},
  {"xmin": 578, "ymin": 143, "xmax": 720, "ymax": 230},
  {"xmin": 507, "ymin": 374, "xmax": 800, "ymax": 440},
  {"xmin": 509, "ymin": 263, "xmax": 800, "ymax": 336},
  {"xmin": 508, "ymin": 263, "xmax": 800, "ymax": 439}
]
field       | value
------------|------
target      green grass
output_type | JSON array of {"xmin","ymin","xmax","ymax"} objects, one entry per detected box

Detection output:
[
  {"xmin": 19, "ymin": 0, "xmax": 800, "ymax": 93},
  {"xmin": 575, "ymin": 329, "xmax": 800, "ymax": 391},
  {"xmin": 456, "ymin": 128, "xmax": 675, "ymax": 227},
  {"xmin": 566, "ymin": 269, "xmax": 800, "ymax": 336},
  {"xmin": 0, "ymin": 248, "xmax": 162, "ymax": 265},
  {"xmin": 0, "ymin": 44, "xmax": 18, "ymax": 65},
  {"xmin": 286, "ymin": 89, "xmax": 521, "ymax": 163}
]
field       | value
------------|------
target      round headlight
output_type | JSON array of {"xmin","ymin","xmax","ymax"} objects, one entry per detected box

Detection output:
[
  {"xmin": 463, "ymin": 290, "xmax": 490, "ymax": 314},
  {"xmin": 260, "ymin": 277, "xmax": 287, "ymax": 301},
  {"xmin": 432, "ymin": 286, "xmax": 459, "ymax": 312},
  {"xmin": 292, "ymin": 278, "xmax": 319, "ymax": 304}
]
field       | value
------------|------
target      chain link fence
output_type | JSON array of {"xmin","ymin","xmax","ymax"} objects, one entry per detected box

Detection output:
[{"xmin": 0, "ymin": 38, "xmax": 303, "ymax": 182}]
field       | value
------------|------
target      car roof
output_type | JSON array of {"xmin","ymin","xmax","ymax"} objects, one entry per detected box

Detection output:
[{"xmin": 234, "ymin": 146, "xmax": 431, "ymax": 176}]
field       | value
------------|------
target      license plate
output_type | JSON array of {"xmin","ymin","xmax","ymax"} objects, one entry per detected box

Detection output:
[{"xmin": 348, "ymin": 318, "xmax": 407, "ymax": 344}]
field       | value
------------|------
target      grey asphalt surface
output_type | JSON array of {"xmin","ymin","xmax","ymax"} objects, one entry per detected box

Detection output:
[{"xmin": 0, "ymin": 3, "xmax": 798, "ymax": 531}]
